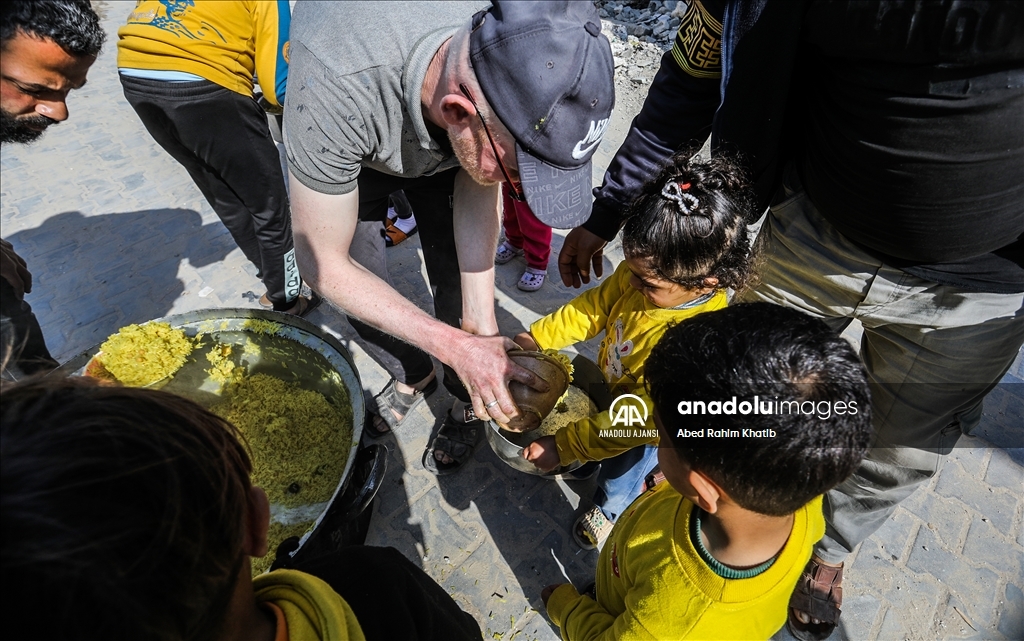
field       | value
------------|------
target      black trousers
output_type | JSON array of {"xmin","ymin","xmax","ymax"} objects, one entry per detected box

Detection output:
[
  {"xmin": 0, "ymin": 279, "xmax": 58, "ymax": 380},
  {"xmin": 349, "ymin": 167, "xmax": 469, "ymax": 402},
  {"xmin": 389, "ymin": 190, "xmax": 414, "ymax": 219},
  {"xmin": 292, "ymin": 545, "xmax": 482, "ymax": 641},
  {"xmin": 119, "ymin": 75, "xmax": 299, "ymax": 310}
]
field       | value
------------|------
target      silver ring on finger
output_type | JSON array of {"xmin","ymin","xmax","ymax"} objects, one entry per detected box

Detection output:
[{"xmin": 485, "ymin": 400, "xmax": 499, "ymax": 409}]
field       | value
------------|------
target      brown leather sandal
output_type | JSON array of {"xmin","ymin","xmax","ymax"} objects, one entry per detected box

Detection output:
[
  {"xmin": 384, "ymin": 220, "xmax": 417, "ymax": 247},
  {"xmin": 787, "ymin": 556, "xmax": 843, "ymax": 641}
]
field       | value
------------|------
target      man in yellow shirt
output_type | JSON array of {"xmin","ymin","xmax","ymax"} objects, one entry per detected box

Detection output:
[
  {"xmin": 117, "ymin": 1, "xmax": 317, "ymax": 315},
  {"xmin": 544, "ymin": 303, "xmax": 873, "ymax": 640}
]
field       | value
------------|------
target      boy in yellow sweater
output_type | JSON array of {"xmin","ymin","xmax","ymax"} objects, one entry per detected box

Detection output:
[
  {"xmin": 515, "ymin": 154, "xmax": 755, "ymax": 548},
  {"xmin": 542, "ymin": 303, "xmax": 873, "ymax": 640},
  {"xmin": 1, "ymin": 378, "xmax": 481, "ymax": 641}
]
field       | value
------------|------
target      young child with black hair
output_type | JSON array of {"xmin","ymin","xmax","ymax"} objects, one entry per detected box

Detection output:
[
  {"xmin": 514, "ymin": 152, "xmax": 755, "ymax": 548},
  {"xmin": 543, "ymin": 302, "xmax": 873, "ymax": 640},
  {"xmin": 0, "ymin": 378, "xmax": 482, "ymax": 641}
]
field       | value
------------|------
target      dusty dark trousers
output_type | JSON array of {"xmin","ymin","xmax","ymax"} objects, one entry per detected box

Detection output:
[
  {"xmin": 119, "ymin": 75, "xmax": 299, "ymax": 310},
  {"xmin": 347, "ymin": 166, "xmax": 469, "ymax": 403}
]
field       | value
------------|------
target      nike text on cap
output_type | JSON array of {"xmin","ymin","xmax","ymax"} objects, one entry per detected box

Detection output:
[{"xmin": 470, "ymin": 0, "xmax": 615, "ymax": 229}]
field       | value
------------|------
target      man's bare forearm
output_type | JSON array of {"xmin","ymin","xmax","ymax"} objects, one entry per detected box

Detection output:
[
  {"xmin": 452, "ymin": 169, "xmax": 501, "ymax": 336},
  {"xmin": 289, "ymin": 173, "xmax": 543, "ymax": 424},
  {"xmin": 289, "ymin": 175, "xmax": 470, "ymax": 361}
]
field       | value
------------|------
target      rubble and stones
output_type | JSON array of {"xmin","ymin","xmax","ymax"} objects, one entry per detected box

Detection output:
[{"xmin": 597, "ymin": 1, "xmax": 684, "ymax": 114}]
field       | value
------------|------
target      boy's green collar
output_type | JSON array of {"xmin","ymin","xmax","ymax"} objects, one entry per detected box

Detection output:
[{"xmin": 689, "ymin": 505, "xmax": 779, "ymax": 580}]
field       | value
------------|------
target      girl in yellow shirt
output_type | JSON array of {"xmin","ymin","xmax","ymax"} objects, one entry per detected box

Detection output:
[{"xmin": 514, "ymin": 152, "xmax": 756, "ymax": 548}]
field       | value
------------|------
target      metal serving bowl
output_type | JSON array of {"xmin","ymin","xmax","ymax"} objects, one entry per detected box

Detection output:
[
  {"xmin": 55, "ymin": 308, "xmax": 384, "ymax": 565},
  {"xmin": 485, "ymin": 355, "xmax": 613, "ymax": 478}
]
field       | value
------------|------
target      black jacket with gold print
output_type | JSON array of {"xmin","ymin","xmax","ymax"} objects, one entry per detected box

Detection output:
[{"xmin": 589, "ymin": 0, "xmax": 1024, "ymax": 292}]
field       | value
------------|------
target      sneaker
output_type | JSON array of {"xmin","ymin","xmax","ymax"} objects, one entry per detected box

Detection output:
[
  {"xmin": 495, "ymin": 240, "xmax": 524, "ymax": 265},
  {"xmin": 517, "ymin": 267, "xmax": 546, "ymax": 292},
  {"xmin": 573, "ymin": 506, "xmax": 613, "ymax": 551}
]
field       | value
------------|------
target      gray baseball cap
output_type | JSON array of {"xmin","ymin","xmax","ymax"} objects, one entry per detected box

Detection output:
[{"xmin": 470, "ymin": 0, "xmax": 615, "ymax": 229}]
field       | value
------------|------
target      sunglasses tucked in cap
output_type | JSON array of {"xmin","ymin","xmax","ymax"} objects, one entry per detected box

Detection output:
[{"xmin": 470, "ymin": 0, "xmax": 615, "ymax": 229}]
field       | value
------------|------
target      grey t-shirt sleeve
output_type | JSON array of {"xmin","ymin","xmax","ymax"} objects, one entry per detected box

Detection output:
[{"xmin": 284, "ymin": 41, "xmax": 371, "ymax": 195}]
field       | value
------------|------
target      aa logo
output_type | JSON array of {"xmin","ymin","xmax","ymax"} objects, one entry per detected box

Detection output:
[{"xmin": 609, "ymin": 394, "xmax": 649, "ymax": 427}]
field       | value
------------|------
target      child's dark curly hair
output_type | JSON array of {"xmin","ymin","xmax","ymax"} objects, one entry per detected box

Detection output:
[
  {"xmin": 621, "ymin": 152, "xmax": 757, "ymax": 292},
  {"xmin": 1, "ymin": 377, "xmax": 253, "ymax": 641}
]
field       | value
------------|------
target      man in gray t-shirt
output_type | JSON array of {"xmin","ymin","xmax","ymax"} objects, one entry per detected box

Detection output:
[{"xmin": 285, "ymin": 1, "xmax": 613, "ymax": 474}]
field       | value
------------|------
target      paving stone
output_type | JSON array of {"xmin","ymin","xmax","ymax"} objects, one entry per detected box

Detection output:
[
  {"xmin": 933, "ymin": 595, "xmax": 1004, "ymax": 640},
  {"xmin": 947, "ymin": 438, "xmax": 990, "ymax": 479},
  {"xmin": 962, "ymin": 518, "xmax": 1023, "ymax": 578},
  {"xmin": 972, "ymin": 380, "xmax": 1024, "ymax": 456},
  {"xmin": 935, "ymin": 461, "xmax": 1019, "ymax": 533},
  {"xmin": 848, "ymin": 550, "xmax": 943, "ymax": 637},
  {"xmin": 391, "ymin": 486, "xmax": 487, "ymax": 566},
  {"xmin": 998, "ymin": 582, "xmax": 1024, "ymax": 641},
  {"xmin": 985, "ymin": 448, "xmax": 1024, "ymax": 492},
  {"xmin": 876, "ymin": 604, "xmax": 925, "ymax": 641},
  {"xmin": 861, "ymin": 507, "xmax": 919, "ymax": 564},
  {"xmin": 511, "ymin": 529, "xmax": 588, "ymax": 600},
  {"xmin": 522, "ymin": 480, "xmax": 587, "ymax": 536},
  {"xmin": 901, "ymin": 492, "xmax": 971, "ymax": 551},
  {"xmin": 426, "ymin": 456, "xmax": 501, "ymax": 511},
  {"xmin": 907, "ymin": 526, "xmax": 1000, "ymax": 624},
  {"xmin": 837, "ymin": 591, "xmax": 881, "ymax": 640}
]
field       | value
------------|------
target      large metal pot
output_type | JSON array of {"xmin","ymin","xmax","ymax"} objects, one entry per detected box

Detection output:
[
  {"xmin": 55, "ymin": 308, "xmax": 386, "ymax": 561},
  {"xmin": 486, "ymin": 355, "xmax": 613, "ymax": 478}
]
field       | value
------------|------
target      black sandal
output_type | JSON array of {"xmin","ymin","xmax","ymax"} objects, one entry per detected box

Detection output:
[
  {"xmin": 422, "ymin": 411, "xmax": 482, "ymax": 475},
  {"xmin": 282, "ymin": 292, "xmax": 323, "ymax": 318},
  {"xmin": 364, "ymin": 377, "xmax": 438, "ymax": 439}
]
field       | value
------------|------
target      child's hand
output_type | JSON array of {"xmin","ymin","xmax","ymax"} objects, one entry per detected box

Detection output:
[
  {"xmin": 522, "ymin": 435, "xmax": 560, "ymax": 472},
  {"xmin": 513, "ymin": 332, "xmax": 540, "ymax": 352}
]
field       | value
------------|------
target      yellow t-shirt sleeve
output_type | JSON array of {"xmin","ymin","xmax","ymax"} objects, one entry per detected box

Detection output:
[
  {"xmin": 547, "ymin": 582, "xmax": 669, "ymax": 641},
  {"xmin": 254, "ymin": 569, "xmax": 366, "ymax": 641},
  {"xmin": 530, "ymin": 264, "xmax": 628, "ymax": 350}
]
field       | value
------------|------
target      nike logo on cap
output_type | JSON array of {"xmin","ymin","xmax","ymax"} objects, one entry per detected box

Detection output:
[{"xmin": 572, "ymin": 118, "xmax": 610, "ymax": 159}]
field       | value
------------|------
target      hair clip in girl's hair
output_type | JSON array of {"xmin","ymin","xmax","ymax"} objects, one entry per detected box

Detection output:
[{"xmin": 661, "ymin": 181, "xmax": 700, "ymax": 215}]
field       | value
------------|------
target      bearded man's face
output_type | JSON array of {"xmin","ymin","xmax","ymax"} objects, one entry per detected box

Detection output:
[{"xmin": 0, "ymin": 33, "xmax": 93, "ymax": 145}]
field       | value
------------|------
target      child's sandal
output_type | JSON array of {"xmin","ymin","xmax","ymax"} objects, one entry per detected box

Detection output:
[
  {"xmin": 517, "ymin": 267, "xmax": 546, "ymax": 292},
  {"xmin": 573, "ymin": 505, "xmax": 613, "ymax": 551},
  {"xmin": 422, "ymin": 412, "xmax": 482, "ymax": 475},
  {"xmin": 495, "ymin": 240, "xmax": 524, "ymax": 265}
]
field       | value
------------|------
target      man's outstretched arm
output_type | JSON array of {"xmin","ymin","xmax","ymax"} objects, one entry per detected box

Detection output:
[{"xmin": 289, "ymin": 174, "xmax": 543, "ymax": 424}]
